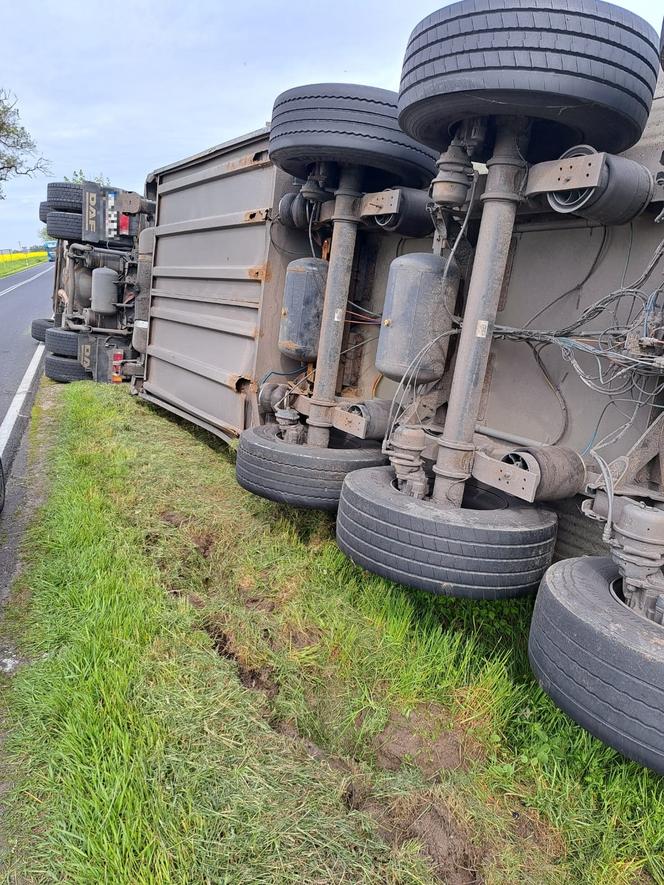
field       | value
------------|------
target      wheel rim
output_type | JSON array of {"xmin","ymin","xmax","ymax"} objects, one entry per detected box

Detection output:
[
  {"xmin": 390, "ymin": 475, "xmax": 509, "ymax": 511},
  {"xmin": 610, "ymin": 576, "xmax": 664, "ymax": 630}
]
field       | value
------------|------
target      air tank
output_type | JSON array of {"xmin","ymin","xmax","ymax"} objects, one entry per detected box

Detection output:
[
  {"xmin": 73, "ymin": 266, "xmax": 92, "ymax": 307},
  {"xmin": 376, "ymin": 252, "xmax": 460, "ymax": 383},
  {"xmin": 278, "ymin": 257, "xmax": 328, "ymax": 362},
  {"xmin": 132, "ymin": 319, "xmax": 149, "ymax": 354},
  {"xmin": 91, "ymin": 267, "xmax": 119, "ymax": 316}
]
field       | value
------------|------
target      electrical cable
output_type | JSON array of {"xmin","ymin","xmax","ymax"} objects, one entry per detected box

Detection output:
[
  {"xmin": 269, "ymin": 216, "xmax": 306, "ymax": 257},
  {"xmin": 307, "ymin": 202, "xmax": 318, "ymax": 259},
  {"xmin": 523, "ymin": 227, "xmax": 610, "ymax": 329},
  {"xmin": 347, "ymin": 300, "xmax": 380, "ymax": 317},
  {"xmin": 528, "ymin": 342, "xmax": 569, "ymax": 444},
  {"xmin": 259, "ymin": 365, "xmax": 306, "ymax": 385}
]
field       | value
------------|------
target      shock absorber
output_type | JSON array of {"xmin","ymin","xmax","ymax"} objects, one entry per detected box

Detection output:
[{"xmin": 432, "ymin": 117, "xmax": 530, "ymax": 507}]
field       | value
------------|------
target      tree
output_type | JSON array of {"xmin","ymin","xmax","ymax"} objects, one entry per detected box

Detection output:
[
  {"xmin": 0, "ymin": 89, "xmax": 47, "ymax": 199},
  {"xmin": 64, "ymin": 169, "xmax": 111, "ymax": 186}
]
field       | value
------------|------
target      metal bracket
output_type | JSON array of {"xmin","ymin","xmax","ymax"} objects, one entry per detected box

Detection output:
[
  {"xmin": 360, "ymin": 189, "xmax": 401, "ymax": 218},
  {"xmin": 471, "ymin": 450, "xmax": 540, "ymax": 502},
  {"xmin": 292, "ymin": 394, "xmax": 369, "ymax": 438},
  {"xmin": 318, "ymin": 189, "xmax": 402, "ymax": 225},
  {"xmin": 611, "ymin": 411, "xmax": 664, "ymax": 492},
  {"xmin": 525, "ymin": 153, "xmax": 606, "ymax": 197}
]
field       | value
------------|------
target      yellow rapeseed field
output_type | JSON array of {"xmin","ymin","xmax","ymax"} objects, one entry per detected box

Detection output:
[{"xmin": 0, "ymin": 251, "xmax": 47, "ymax": 263}]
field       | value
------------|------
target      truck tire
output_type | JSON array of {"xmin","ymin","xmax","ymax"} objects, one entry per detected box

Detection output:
[
  {"xmin": 46, "ymin": 182, "xmax": 83, "ymax": 212},
  {"xmin": 269, "ymin": 84, "xmax": 438, "ymax": 190},
  {"xmin": 336, "ymin": 466, "xmax": 557, "ymax": 599},
  {"xmin": 529, "ymin": 557, "xmax": 664, "ymax": 775},
  {"xmin": 45, "ymin": 327, "xmax": 80, "ymax": 358},
  {"xmin": 236, "ymin": 423, "xmax": 387, "ymax": 512},
  {"xmin": 31, "ymin": 317, "xmax": 54, "ymax": 342},
  {"xmin": 398, "ymin": 0, "xmax": 660, "ymax": 161},
  {"xmin": 44, "ymin": 353, "xmax": 87, "ymax": 383},
  {"xmin": 46, "ymin": 211, "xmax": 82, "ymax": 241},
  {"xmin": 38, "ymin": 201, "xmax": 51, "ymax": 223}
]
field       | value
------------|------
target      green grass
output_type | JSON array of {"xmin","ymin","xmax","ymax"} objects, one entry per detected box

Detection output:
[
  {"xmin": 0, "ymin": 256, "xmax": 47, "ymax": 279},
  {"xmin": 1, "ymin": 381, "xmax": 663, "ymax": 883}
]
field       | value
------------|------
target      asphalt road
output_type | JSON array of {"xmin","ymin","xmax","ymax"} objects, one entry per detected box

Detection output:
[
  {"xmin": 0, "ymin": 262, "xmax": 54, "ymax": 471},
  {"xmin": 0, "ymin": 262, "xmax": 54, "ymax": 607}
]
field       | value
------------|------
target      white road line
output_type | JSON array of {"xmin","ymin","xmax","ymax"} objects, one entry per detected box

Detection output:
[
  {"xmin": 0, "ymin": 265, "xmax": 53, "ymax": 299},
  {"xmin": 0, "ymin": 344, "xmax": 45, "ymax": 459}
]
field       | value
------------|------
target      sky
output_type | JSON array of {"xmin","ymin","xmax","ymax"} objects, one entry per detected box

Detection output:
[{"xmin": 1, "ymin": 0, "xmax": 661, "ymax": 248}]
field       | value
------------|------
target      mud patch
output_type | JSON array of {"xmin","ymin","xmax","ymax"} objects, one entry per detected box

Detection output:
[
  {"xmin": 244, "ymin": 596, "xmax": 276, "ymax": 614},
  {"xmin": 287, "ymin": 626, "xmax": 322, "ymax": 651},
  {"xmin": 160, "ymin": 510, "xmax": 187, "ymax": 527},
  {"xmin": 374, "ymin": 704, "xmax": 477, "ymax": 778},
  {"xmin": 362, "ymin": 793, "xmax": 480, "ymax": 885},
  {"xmin": 206, "ymin": 625, "xmax": 278, "ymax": 699},
  {"xmin": 274, "ymin": 721, "xmax": 371, "ymax": 809},
  {"xmin": 192, "ymin": 531, "xmax": 214, "ymax": 559}
]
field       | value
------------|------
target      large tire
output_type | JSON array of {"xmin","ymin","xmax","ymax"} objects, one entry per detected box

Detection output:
[
  {"xmin": 46, "ymin": 182, "xmax": 83, "ymax": 212},
  {"xmin": 529, "ymin": 557, "xmax": 664, "ymax": 775},
  {"xmin": 269, "ymin": 84, "xmax": 438, "ymax": 190},
  {"xmin": 46, "ymin": 211, "xmax": 82, "ymax": 241},
  {"xmin": 31, "ymin": 317, "xmax": 54, "ymax": 343},
  {"xmin": 398, "ymin": 0, "xmax": 660, "ymax": 161},
  {"xmin": 45, "ymin": 327, "xmax": 80, "ymax": 358},
  {"xmin": 44, "ymin": 354, "xmax": 87, "ymax": 383},
  {"xmin": 38, "ymin": 201, "xmax": 51, "ymax": 224},
  {"xmin": 336, "ymin": 466, "xmax": 557, "ymax": 599},
  {"xmin": 236, "ymin": 423, "xmax": 388, "ymax": 512}
]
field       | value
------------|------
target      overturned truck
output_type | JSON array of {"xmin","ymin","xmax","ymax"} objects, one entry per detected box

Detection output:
[
  {"xmin": 74, "ymin": 0, "xmax": 664, "ymax": 774},
  {"xmin": 34, "ymin": 180, "xmax": 155, "ymax": 383}
]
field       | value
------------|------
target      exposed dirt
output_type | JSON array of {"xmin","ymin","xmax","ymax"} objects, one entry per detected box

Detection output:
[
  {"xmin": 287, "ymin": 626, "xmax": 322, "ymax": 651},
  {"xmin": 191, "ymin": 531, "xmax": 214, "ymax": 559},
  {"xmin": 274, "ymin": 721, "xmax": 372, "ymax": 815},
  {"xmin": 236, "ymin": 570, "xmax": 303, "ymax": 612},
  {"xmin": 244, "ymin": 596, "xmax": 276, "ymax": 614},
  {"xmin": 206, "ymin": 623, "xmax": 278, "ymax": 699},
  {"xmin": 271, "ymin": 717, "xmax": 481, "ymax": 883},
  {"xmin": 160, "ymin": 510, "xmax": 187, "ymax": 527},
  {"xmin": 373, "ymin": 703, "xmax": 481, "ymax": 779},
  {"xmin": 362, "ymin": 793, "xmax": 481, "ymax": 885}
]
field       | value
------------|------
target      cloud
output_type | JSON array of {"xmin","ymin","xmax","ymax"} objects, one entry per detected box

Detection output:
[{"xmin": 1, "ymin": 0, "xmax": 661, "ymax": 246}]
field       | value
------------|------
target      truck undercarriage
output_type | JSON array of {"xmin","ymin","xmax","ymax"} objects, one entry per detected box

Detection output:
[
  {"xmin": 33, "ymin": 181, "xmax": 154, "ymax": 384},
  {"xmin": 35, "ymin": 0, "xmax": 664, "ymax": 776}
]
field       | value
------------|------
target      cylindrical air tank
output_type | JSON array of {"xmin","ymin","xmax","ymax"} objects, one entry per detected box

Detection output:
[
  {"xmin": 73, "ymin": 266, "xmax": 93, "ymax": 307},
  {"xmin": 376, "ymin": 252, "xmax": 460, "ymax": 383},
  {"xmin": 278, "ymin": 257, "xmax": 328, "ymax": 362},
  {"xmin": 132, "ymin": 319, "xmax": 149, "ymax": 354},
  {"xmin": 91, "ymin": 267, "xmax": 119, "ymax": 316}
]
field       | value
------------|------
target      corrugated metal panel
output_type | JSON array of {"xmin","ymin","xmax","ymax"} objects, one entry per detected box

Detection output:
[{"xmin": 142, "ymin": 130, "xmax": 303, "ymax": 440}]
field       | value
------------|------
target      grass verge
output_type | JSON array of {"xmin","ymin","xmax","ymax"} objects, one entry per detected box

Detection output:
[{"xmin": 1, "ymin": 381, "xmax": 663, "ymax": 883}]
